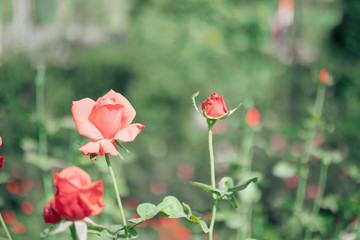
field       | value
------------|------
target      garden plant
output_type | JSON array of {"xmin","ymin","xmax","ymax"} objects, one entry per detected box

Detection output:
[{"xmin": 1, "ymin": 0, "xmax": 360, "ymax": 240}]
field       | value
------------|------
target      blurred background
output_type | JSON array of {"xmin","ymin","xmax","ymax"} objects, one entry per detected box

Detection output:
[{"xmin": 0, "ymin": 0, "xmax": 359, "ymax": 239}]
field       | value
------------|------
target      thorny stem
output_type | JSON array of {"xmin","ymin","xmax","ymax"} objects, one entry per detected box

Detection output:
[
  {"xmin": 105, "ymin": 154, "xmax": 129, "ymax": 240},
  {"xmin": 0, "ymin": 212, "xmax": 13, "ymax": 240},
  {"xmin": 207, "ymin": 119, "xmax": 217, "ymax": 240}
]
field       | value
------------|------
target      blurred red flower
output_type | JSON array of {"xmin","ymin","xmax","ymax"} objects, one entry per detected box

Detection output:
[
  {"xmin": 319, "ymin": 69, "xmax": 329, "ymax": 84},
  {"xmin": 72, "ymin": 89, "xmax": 145, "ymax": 156},
  {"xmin": 1, "ymin": 210, "xmax": 17, "ymax": 225},
  {"xmin": 172, "ymin": 224, "xmax": 192, "ymax": 240},
  {"xmin": 10, "ymin": 222, "xmax": 26, "ymax": 234},
  {"xmin": 270, "ymin": 135, "xmax": 287, "ymax": 151},
  {"xmin": 44, "ymin": 166, "xmax": 105, "ymax": 223},
  {"xmin": 150, "ymin": 181, "xmax": 168, "ymax": 195},
  {"xmin": 124, "ymin": 197, "xmax": 139, "ymax": 210},
  {"xmin": 283, "ymin": 175, "xmax": 299, "ymax": 188},
  {"xmin": 312, "ymin": 132, "xmax": 324, "ymax": 147},
  {"xmin": 20, "ymin": 201, "xmax": 34, "ymax": 215},
  {"xmin": 201, "ymin": 92, "xmax": 228, "ymax": 118},
  {"xmin": 7, "ymin": 180, "xmax": 20, "ymax": 194},
  {"xmin": 0, "ymin": 156, "xmax": 3, "ymax": 169},
  {"xmin": 177, "ymin": 163, "xmax": 195, "ymax": 181},
  {"xmin": 245, "ymin": 107, "xmax": 260, "ymax": 127},
  {"xmin": 0, "ymin": 136, "xmax": 4, "ymax": 169},
  {"xmin": 306, "ymin": 184, "xmax": 321, "ymax": 199},
  {"xmin": 151, "ymin": 216, "xmax": 192, "ymax": 240}
]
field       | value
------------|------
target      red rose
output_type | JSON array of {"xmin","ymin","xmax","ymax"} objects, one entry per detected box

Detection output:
[
  {"xmin": 319, "ymin": 69, "xmax": 329, "ymax": 84},
  {"xmin": 0, "ymin": 136, "xmax": 4, "ymax": 169},
  {"xmin": 201, "ymin": 92, "xmax": 228, "ymax": 118},
  {"xmin": 44, "ymin": 166, "xmax": 105, "ymax": 223},
  {"xmin": 43, "ymin": 202, "xmax": 62, "ymax": 224},
  {"xmin": 72, "ymin": 89, "xmax": 145, "ymax": 156},
  {"xmin": 245, "ymin": 107, "xmax": 260, "ymax": 127}
]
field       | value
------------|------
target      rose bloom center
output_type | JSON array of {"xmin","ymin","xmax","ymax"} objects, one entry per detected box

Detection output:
[{"xmin": 88, "ymin": 98, "xmax": 125, "ymax": 139}]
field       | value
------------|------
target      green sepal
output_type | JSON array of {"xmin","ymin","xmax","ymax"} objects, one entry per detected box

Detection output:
[{"xmin": 192, "ymin": 91, "xmax": 200, "ymax": 112}]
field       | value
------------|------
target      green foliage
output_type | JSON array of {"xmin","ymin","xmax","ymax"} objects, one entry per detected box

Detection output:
[
  {"xmin": 128, "ymin": 196, "xmax": 209, "ymax": 233},
  {"xmin": 188, "ymin": 177, "xmax": 258, "ymax": 208}
]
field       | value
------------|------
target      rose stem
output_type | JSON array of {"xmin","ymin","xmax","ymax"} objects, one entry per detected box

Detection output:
[
  {"xmin": 236, "ymin": 128, "xmax": 255, "ymax": 239},
  {"xmin": 105, "ymin": 154, "xmax": 129, "ymax": 239},
  {"xmin": 293, "ymin": 83, "xmax": 326, "ymax": 212},
  {"xmin": 0, "ymin": 212, "xmax": 13, "ymax": 240},
  {"xmin": 304, "ymin": 162, "xmax": 329, "ymax": 240},
  {"xmin": 207, "ymin": 119, "xmax": 217, "ymax": 240},
  {"xmin": 70, "ymin": 223, "xmax": 79, "ymax": 240}
]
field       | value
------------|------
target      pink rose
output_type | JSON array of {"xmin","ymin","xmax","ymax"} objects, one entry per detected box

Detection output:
[{"xmin": 72, "ymin": 90, "xmax": 145, "ymax": 156}]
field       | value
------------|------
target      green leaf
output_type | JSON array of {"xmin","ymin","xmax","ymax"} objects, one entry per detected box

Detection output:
[
  {"xmin": 157, "ymin": 196, "xmax": 187, "ymax": 218},
  {"xmin": 188, "ymin": 215, "xmax": 209, "ymax": 233},
  {"xmin": 137, "ymin": 203, "xmax": 157, "ymax": 219},
  {"xmin": 228, "ymin": 195, "xmax": 238, "ymax": 208},
  {"xmin": 129, "ymin": 196, "xmax": 209, "ymax": 233},
  {"xmin": 228, "ymin": 177, "xmax": 258, "ymax": 192},
  {"xmin": 187, "ymin": 181, "xmax": 214, "ymax": 193},
  {"xmin": 128, "ymin": 218, "xmax": 144, "ymax": 224},
  {"xmin": 116, "ymin": 227, "xmax": 139, "ymax": 239},
  {"xmin": 218, "ymin": 177, "xmax": 234, "ymax": 191},
  {"xmin": 272, "ymin": 162, "xmax": 296, "ymax": 178},
  {"xmin": 182, "ymin": 202, "xmax": 192, "ymax": 218},
  {"xmin": 182, "ymin": 202, "xmax": 209, "ymax": 233}
]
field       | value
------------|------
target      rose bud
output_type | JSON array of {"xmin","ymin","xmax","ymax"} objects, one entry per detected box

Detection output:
[{"xmin": 201, "ymin": 92, "xmax": 228, "ymax": 119}]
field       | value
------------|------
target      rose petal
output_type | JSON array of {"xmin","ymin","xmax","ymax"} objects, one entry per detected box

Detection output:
[
  {"xmin": 44, "ymin": 202, "xmax": 62, "ymax": 224},
  {"xmin": 79, "ymin": 140, "xmax": 118, "ymax": 156},
  {"xmin": 72, "ymin": 98, "xmax": 103, "ymax": 140},
  {"xmin": 0, "ymin": 136, "xmax": 2, "ymax": 146},
  {"xmin": 56, "ymin": 166, "xmax": 92, "ymax": 188},
  {"xmin": 80, "ymin": 181, "xmax": 104, "ymax": 203},
  {"xmin": 115, "ymin": 123, "xmax": 145, "ymax": 142},
  {"xmin": 79, "ymin": 181, "xmax": 105, "ymax": 216},
  {"xmin": 88, "ymin": 101, "xmax": 124, "ymax": 139},
  {"xmin": 102, "ymin": 90, "xmax": 136, "ymax": 127},
  {"xmin": 0, "ymin": 155, "xmax": 4, "ymax": 169},
  {"xmin": 53, "ymin": 191, "xmax": 90, "ymax": 220},
  {"xmin": 78, "ymin": 192, "xmax": 105, "ymax": 216}
]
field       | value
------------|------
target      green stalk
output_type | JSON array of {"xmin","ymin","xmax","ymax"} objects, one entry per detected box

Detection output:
[
  {"xmin": 304, "ymin": 163, "xmax": 329, "ymax": 240},
  {"xmin": 207, "ymin": 119, "xmax": 217, "ymax": 240},
  {"xmin": 0, "ymin": 212, "xmax": 13, "ymax": 240},
  {"xmin": 293, "ymin": 83, "xmax": 326, "ymax": 213},
  {"xmin": 237, "ymin": 129, "xmax": 255, "ymax": 239},
  {"xmin": 105, "ymin": 154, "xmax": 129, "ymax": 240},
  {"xmin": 35, "ymin": 66, "xmax": 47, "ymax": 158},
  {"xmin": 70, "ymin": 223, "xmax": 78, "ymax": 240}
]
